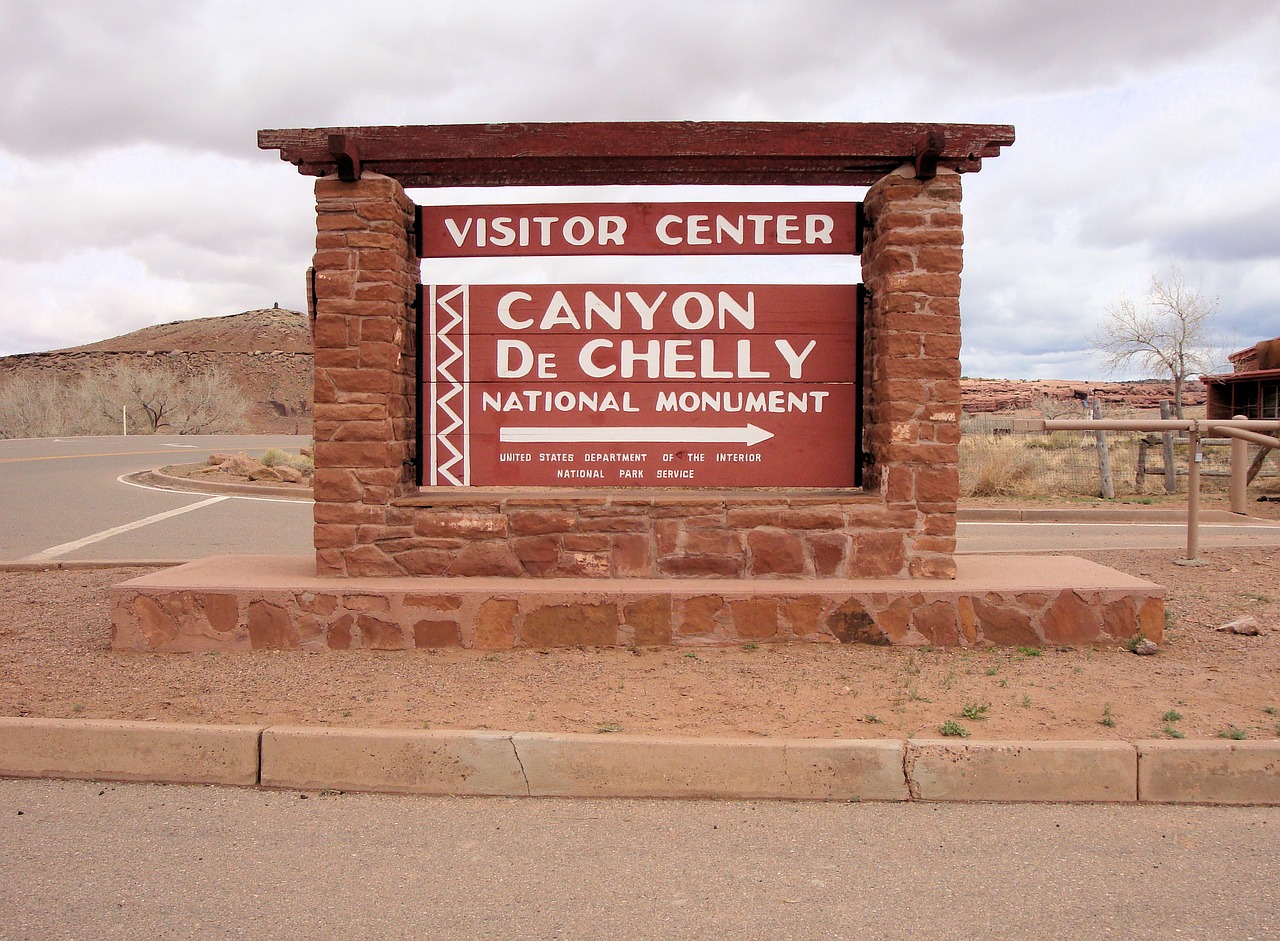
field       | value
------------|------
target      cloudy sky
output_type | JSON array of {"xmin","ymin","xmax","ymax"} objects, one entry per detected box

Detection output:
[{"xmin": 2, "ymin": 0, "xmax": 1278, "ymax": 378}]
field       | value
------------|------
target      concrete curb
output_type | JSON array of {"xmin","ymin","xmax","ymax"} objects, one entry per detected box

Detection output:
[
  {"xmin": 0, "ymin": 717, "xmax": 263, "ymax": 786},
  {"xmin": 0, "ymin": 560, "xmax": 181, "ymax": 572},
  {"xmin": 2, "ymin": 719, "xmax": 1278, "ymax": 804},
  {"xmin": 127, "ymin": 469, "xmax": 312, "ymax": 501}
]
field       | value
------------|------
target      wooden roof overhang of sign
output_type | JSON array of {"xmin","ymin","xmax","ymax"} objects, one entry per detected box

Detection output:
[{"xmin": 257, "ymin": 121, "xmax": 1015, "ymax": 186}]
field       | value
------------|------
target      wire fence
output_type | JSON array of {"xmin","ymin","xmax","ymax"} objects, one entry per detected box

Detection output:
[{"xmin": 959, "ymin": 411, "xmax": 1278, "ymax": 498}]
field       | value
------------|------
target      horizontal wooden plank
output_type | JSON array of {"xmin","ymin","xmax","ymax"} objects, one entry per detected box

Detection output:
[
  {"xmin": 260, "ymin": 121, "xmax": 1014, "ymax": 186},
  {"xmin": 419, "ymin": 201, "xmax": 859, "ymax": 257},
  {"xmin": 458, "ymin": 335, "xmax": 857, "ymax": 384},
  {"xmin": 425, "ymin": 381, "xmax": 858, "ymax": 488},
  {"xmin": 427, "ymin": 283, "xmax": 859, "ymax": 334}
]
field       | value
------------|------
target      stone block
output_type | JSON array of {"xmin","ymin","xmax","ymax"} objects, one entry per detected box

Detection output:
[
  {"xmin": 513, "ymin": 734, "xmax": 908, "ymax": 801},
  {"xmin": 1137, "ymin": 741, "xmax": 1280, "ymax": 804},
  {"xmin": 520, "ymin": 603, "xmax": 620, "ymax": 647},
  {"xmin": 472, "ymin": 598, "xmax": 518, "ymax": 650},
  {"xmin": 908, "ymin": 740, "xmax": 1137, "ymax": 802},
  {"xmin": 624, "ymin": 596, "xmax": 672, "ymax": 646},
  {"xmin": 747, "ymin": 528, "xmax": 807, "ymax": 576},
  {"xmin": 260, "ymin": 727, "xmax": 527, "ymax": 796},
  {"xmin": 0, "ymin": 718, "xmax": 262, "ymax": 786}
]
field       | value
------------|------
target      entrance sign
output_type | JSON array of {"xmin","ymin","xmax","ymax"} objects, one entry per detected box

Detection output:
[
  {"xmin": 424, "ymin": 283, "xmax": 862, "ymax": 488},
  {"xmin": 419, "ymin": 202, "xmax": 859, "ymax": 257}
]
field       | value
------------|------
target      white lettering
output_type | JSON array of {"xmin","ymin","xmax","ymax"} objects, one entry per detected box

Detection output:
[
  {"xmin": 774, "ymin": 338, "xmax": 817, "ymax": 379},
  {"xmin": 497, "ymin": 291, "xmax": 534, "ymax": 330},
  {"xmin": 497, "ymin": 340, "xmax": 534, "ymax": 378},
  {"xmin": 443, "ymin": 217, "xmax": 473, "ymax": 248}
]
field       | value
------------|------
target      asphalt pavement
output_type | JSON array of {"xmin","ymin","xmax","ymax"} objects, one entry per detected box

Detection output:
[
  {"xmin": 0, "ymin": 435, "xmax": 313, "ymax": 562},
  {"xmin": 3, "ymin": 434, "xmax": 1279, "ymax": 561},
  {"xmin": 2, "ymin": 778, "xmax": 1277, "ymax": 941}
]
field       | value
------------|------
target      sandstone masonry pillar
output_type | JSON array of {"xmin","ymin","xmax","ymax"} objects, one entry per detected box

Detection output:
[
  {"xmin": 310, "ymin": 173, "xmax": 419, "ymax": 576},
  {"xmin": 861, "ymin": 166, "xmax": 963, "ymax": 579}
]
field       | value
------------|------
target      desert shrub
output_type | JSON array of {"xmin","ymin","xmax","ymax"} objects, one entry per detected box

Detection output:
[
  {"xmin": 959, "ymin": 436, "xmax": 1037, "ymax": 496},
  {"xmin": 261, "ymin": 448, "xmax": 313, "ymax": 476}
]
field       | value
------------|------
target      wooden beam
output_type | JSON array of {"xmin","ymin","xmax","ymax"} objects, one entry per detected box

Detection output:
[{"xmin": 258, "ymin": 121, "xmax": 1015, "ymax": 187}]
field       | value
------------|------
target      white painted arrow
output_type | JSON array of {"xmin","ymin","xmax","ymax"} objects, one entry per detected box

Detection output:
[{"xmin": 500, "ymin": 423, "xmax": 775, "ymax": 446}]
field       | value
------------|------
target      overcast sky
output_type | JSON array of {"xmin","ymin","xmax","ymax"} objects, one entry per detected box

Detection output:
[{"xmin": 2, "ymin": 0, "xmax": 1277, "ymax": 378}]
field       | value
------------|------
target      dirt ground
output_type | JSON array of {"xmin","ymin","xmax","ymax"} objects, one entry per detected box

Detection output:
[{"xmin": 2, "ymin": 536, "xmax": 1277, "ymax": 742}]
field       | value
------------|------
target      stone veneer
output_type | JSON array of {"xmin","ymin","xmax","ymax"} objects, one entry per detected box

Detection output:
[
  {"xmin": 310, "ymin": 167, "xmax": 964, "ymax": 580},
  {"xmin": 111, "ymin": 556, "xmax": 1165, "ymax": 652}
]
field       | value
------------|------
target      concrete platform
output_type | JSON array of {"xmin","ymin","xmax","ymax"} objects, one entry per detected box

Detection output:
[{"xmin": 110, "ymin": 553, "xmax": 1164, "ymax": 651}]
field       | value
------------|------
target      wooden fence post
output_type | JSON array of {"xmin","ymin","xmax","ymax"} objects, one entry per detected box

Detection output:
[
  {"xmin": 1160, "ymin": 401, "xmax": 1177, "ymax": 493},
  {"xmin": 1092, "ymin": 399, "xmax": 1114, "ymax": 499}
]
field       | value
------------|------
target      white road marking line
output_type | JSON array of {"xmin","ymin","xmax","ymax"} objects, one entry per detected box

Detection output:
[
  {"xmin": 116, "ymin": 473, "xmax": 313, "ymax": 505},
  {"xmin": 22, "ymin": 496, "xmax": 229, "ymax": 561}
]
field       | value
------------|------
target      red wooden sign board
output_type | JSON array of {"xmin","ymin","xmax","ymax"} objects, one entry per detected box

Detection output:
[
  {"xmin": 422, "ymin": 283, "xmax": 861, "ymax": 488},
  {"xmin": 418, "ymin": 202, "xmax": 859, "ymax": 257}
]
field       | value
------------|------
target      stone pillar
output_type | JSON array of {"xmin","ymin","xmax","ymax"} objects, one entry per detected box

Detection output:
[
  {"xmin": 861, "ymin": 167, "xmax": 963, "ymax": 579},
  {"xmin": 310, "ymin": 173, "xmax": 419, "ymax": 576}
]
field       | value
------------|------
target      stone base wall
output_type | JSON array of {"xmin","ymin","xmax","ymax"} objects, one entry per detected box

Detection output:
[
  {"xmin": 348, "ymin": 493, "xmax": 914, "ymax": 579},
  {"xmin": 111, "ymin": 556, "xmax": 1165, "ymax": 652}
]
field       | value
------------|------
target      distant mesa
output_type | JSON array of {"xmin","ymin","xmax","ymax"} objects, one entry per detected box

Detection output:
[
  {"xmin": 961, "ymin": 377, "xmax": 1206, "ymax": 414},
  {"xmin": 1, "ymin": 308, "xmax": 313, "ymax": 435}
]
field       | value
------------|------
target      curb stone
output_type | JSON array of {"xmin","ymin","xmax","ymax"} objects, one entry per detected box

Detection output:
[
  {"xmin": 0, "ymin": 560, "xmax": 181, "ymax": 572},
  {"xmin": 1137, "ymin": 739, "xmax": 1280, "ymax": 805},
  {"xmin": 0, "ymin": 717, "xmax": 262, "ymax": 786},
  {"xmin": 1, "ymin": 719, "xmax": 1277, "ymax": 804}
]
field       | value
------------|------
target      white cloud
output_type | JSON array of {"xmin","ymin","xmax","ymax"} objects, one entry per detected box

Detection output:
[{"xmin": 1, "ymin": 0, "xmax": 1278, "ymax": 375}]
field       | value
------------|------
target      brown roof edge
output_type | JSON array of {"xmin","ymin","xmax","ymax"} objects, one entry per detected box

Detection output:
[{"xmin": 257, "ymin": 121, "xmax": 1015, "ymax": 188}]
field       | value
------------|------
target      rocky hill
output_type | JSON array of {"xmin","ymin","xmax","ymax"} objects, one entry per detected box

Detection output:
[{"xmin": 0, "ymin": 308, "xmax": 313, "ymax": 434}]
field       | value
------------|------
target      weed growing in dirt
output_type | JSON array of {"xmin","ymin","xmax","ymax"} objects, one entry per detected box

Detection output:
[
  {"xmin": 1163, "ymin": 725, "xmax": 1185, "ymax": 739},
  {"xmin": 742, "ymin": 643, "xmax": 759, "ymax": 652},
  {"xmin": 960, "ymin": 703, "xmax": 990, "ymax": 721},
  {"xmin": 985, "ymin": 665, "xmax": 1000, "ymax": 676},
  {"xmin": 1264, "ymin": 706, "xmax": 1279, "ymax": 716},
  {"xmin": 684, "ymin": 652, "xmax": 700, "ymax": 660},
  {"xmin": 1020, "ymin": 695, "xmax": 1032, "ymax": 708},
  {"xmin": 909, "ymin": 688, "xmax": 932, "ymax": 703},
  {"xmin": 1162, "ymin": 709, "xmax": 1183, "ymax": 723},
  {"xmin": 940, "ymin": 720, "xmax": 970, "ymax": 737},
  {"xmin": 862, "ymin": 714, "xmax": 884, "ymax": 724},
  {"xmin": 596, "ymin": 723, "xmax": 622, "ymax": 734},
  {"xmin": 1218, "ymin": 728, "xmax": 1248, "ymax": 740},
  {"xmin": 1017, "ymin": 646, "xmax": 1042, "ymax": 658},
  {"xmin": 1099, "ymin": 703, "xmax": 1116, "ymax": 728},
  {"xmin": 71, "ymin": 703, "xmax": 84, "ymax": 713}
]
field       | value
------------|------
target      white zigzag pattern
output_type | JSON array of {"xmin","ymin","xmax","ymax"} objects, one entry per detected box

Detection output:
[{"xmin": 432, "ymin": 285, "xmax": 467, "ymax": 485}]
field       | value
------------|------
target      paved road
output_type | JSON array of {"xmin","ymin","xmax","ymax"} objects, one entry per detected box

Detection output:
[
  {"xmin": 3, "ymin": 435, "xmax": 1279, "ymax": 561},
  {"xmin": 0, "ymin": 435, "xmax": 313, "ymax": 562},
  {"xmin": 957, "ymin": 518, "xmax": 1280, "ymax": 553},
  {"xmin": 1, "ymin": 779, "xmax": 1276, "ymax": 941}
]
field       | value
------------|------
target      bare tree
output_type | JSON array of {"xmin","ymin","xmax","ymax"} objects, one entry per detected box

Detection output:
[
  {"xmin": 0, "ymin": 363, "xmax": 251, "ymax": 438},
  {"xmin": 1092, "ymin": 266, "xmax": 1218, "ymax": 419}
]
